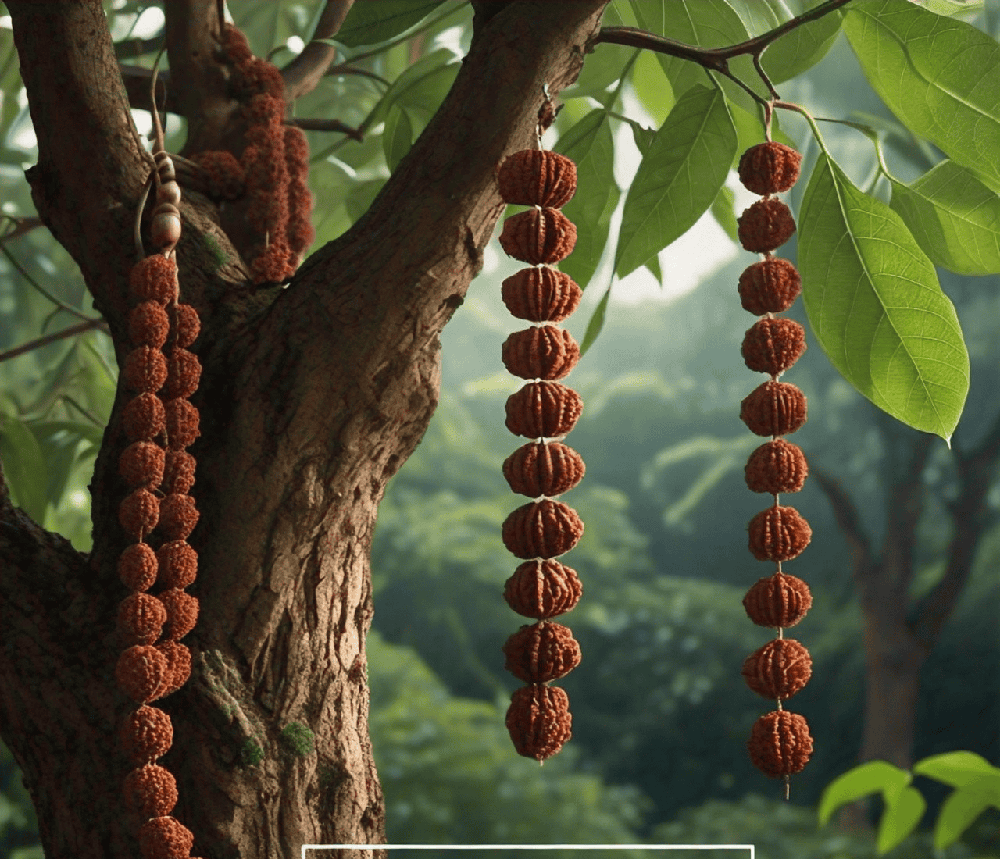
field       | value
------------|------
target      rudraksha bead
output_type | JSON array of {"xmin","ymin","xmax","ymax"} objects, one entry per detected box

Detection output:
[
  {"xmin": 129, "ymin": 301, "xmax": 170, "ymax": 349},
  {"xmin": 164, "ymin": 399, "xmax": 200, "ymax": 451},
  {"xmin": 740, "ymin": 380, "xmax": 807, "ymax": 437},
  {"xmin": 117, "ymin": 593, "xmax": 167, "ymax": 646},
  {"xmin": 505, "ymin": 684, "xmax": 572, "ymax": 761},
  {"xmin": 116, "ymin": 645, "xmax": 169, "ymax": 704},
  {"xmin": 748, "ymin": 505, "xmax": 812, "ymax": 562},
  {"xmin": 163, "ymin": 348, "xmax": 202, "ymax": 400},
  {"xmin": 502, "ymin": 268, "xmax": 582, "ymax": 323},
  {"xmin": 123, "ymin": 393, "xmax": 167, "ymax": 442},
  {"xmin": 738, "ymin": 142, "xmax": 802, "ymax": 196},
  {"xmin": 499, "ymin": 208, "xmax": 577, "ymax": 265},
  {"xmin": 497, "ymin": 149, "xmax": 577, "ymax": 208},
  {"xmin": 119, "ymin": 542, "xmax": 159, "ymax": 592},
  {"xmin": 505, "ymin": 382, "xmax": 583, "ymax": 439},
  {"xmin": 119, "ymin": 705, "xmax": 173, "ymax": 765},
  {"xmin": 504, "ymin": 559, "xmax": 583, "ymax": 619},
  {"xmin": 737, "ymin": 198, "xmax": 796, "ymax": 254},
  {"xmin": 129, "ymin": 255, "xmax": 179, "ymax": 305},
  {"xmin": 158, "ymin": 494, "xmax": 199, "ymax": 541},
  {"xmin": 742, "ymin": 638, "xmax": 812, "ymax": 700},
  {"xmin": 123, "ymin": 346, "xmax": 168, "ymax": 394},
  {"xmin": 190, "ymin": 150, "xmax": 246, "ymax": 201},
  {"xmin": 503, "ymin": 442, "xmax": 585, "ymax": 497},
  {"xmin": 502, "ymin": 327, "xmax": 580, "ymax": 381},
  {"xmin": 156, "ymin": 541, "xmax": 198, "ymax": 589},
  {"xmin": 747, "ymin": 710, "xmax": 813, "ymax": 778},
  {"xmin": 119, "ymin": 488, "xmax": 160, "ymax": 540},
  {"xmin": 124, "ymin": 764, "xmax": 178, "ymax": 818},
  {"xmin": 743, "ymin": 571, "xmax": 813, "ymax": 628},
  {"xmin": 119, "ymin": 441, "xmax": 166, "ymax": 489},
  {"xmin": 741, "ymin": 318, "xmax": 806, "ymax": 376},
  {"xmin": 163, "ymin": 451, "xmax": 196, "ymax": 495},
  {"xmin": 745, "ymin": 439, "xmax": 808, "ymax": 495},
  {"xmin": 159, "ymin": 589, "xmax": 199, "ymax": 642},
  {"xmin": 173, "ymin": 304, "xmax": 201, "ymax": 348},
  {"xmin": 138, "ymin": 815, "xmax": 195, "ymax": 859},
  {"xmin": 739, "ymin": 258, "xmax": 801, "ymax": 315},
  {"xmin": 502, "ymin": 499, "xmax": 584, "ymax": 559},
  {"xmin": 503, "ymin": 621, "xmax": 581, "ymax": 683},
  {"xmin": 153, "ymin": 641, "xmax": 192, "ymax": 699}
]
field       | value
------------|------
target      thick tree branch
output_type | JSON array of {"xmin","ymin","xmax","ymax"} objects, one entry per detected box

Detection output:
[{"xmin": 283, "ymin": 0, "xmax": 356, "ymax": 102}]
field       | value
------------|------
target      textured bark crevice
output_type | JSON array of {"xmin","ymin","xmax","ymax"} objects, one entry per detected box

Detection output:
[{"xmin": 0, "ymin": 2, "xmax": 609, "ymax": 857}]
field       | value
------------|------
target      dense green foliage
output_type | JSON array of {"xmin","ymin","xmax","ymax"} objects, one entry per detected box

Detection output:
[{"xmin": 3, "ymin": 0, "xmax": 1000, "ymax": 856}]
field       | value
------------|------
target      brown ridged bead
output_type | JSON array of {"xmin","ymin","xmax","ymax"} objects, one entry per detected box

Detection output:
[
  {"xmin": 153, "ymin": 641, "xmax": 192, "ymax": 699},
  {"xmin": 497, "ymin": 150, "xmax": 577, "ymax": 208},
  {"xmin": 738, "ymin": 198, "xmax": 796, "ymax": 253},
  {"xmin": 740, "ymin": 381, "xmax": 807, "ymax": 437},
  {"xmin": 119, "ymin": 441, "xmax": 166, "ymax": 489},
  {"xmin": 745, "ymin": 439, "xmax": 808, "ymax": 495},
  {"xmin": 739, "ymin": 258, "xmax": 802, "ymax": 315},
  {"xmin": 117, "ymin": 593, "xmax": 167, "ymax": 646},
  {"xmin": 173, "ymin": 304, "xmax": 201, "ymax": 348},
  {"xmin": 138, "ymin": 816, "xmax": 195, "ymax": 859},
  {"xmin": 505, "ymin": 684, "xmax": 572, "ymax": 761},
  {"xmin": 748, "ymin": 505, "xmax": 812, "ymax": 562},
  {"xmin": 499, "ymin": 208, "xmax": 577, "ymax": 265},
  {"xmin": 742, "ymin": 638, "xmax": 812, "ymax": 700},
  {"xmin": 502, "ymin": 268, "xmax": 582, "ymax": 323},
  {"xmin": 124, "ymin": 764, "xmax": 179, "ymax": 819},
  {"xmin": 502, "ymin": 327, "xmax": 580, "ymax": 381},
  {"xmin": 164, "ymin": 348, "xmax": 201, "ymax": 399},
  {"xmin": 123, "ymin": 346, "xmax": 168, "ymax": 394},
  {"xmin": 119, "ymin": 488, "xmax": 160, "ymax": 540},
  {"xmin": 504, "ymin": 559, "xmax": 583, "ymax": 619},
  {"xmin": 129, "ymin": 301, "xmax": 170, "ymax": 348},
  {"xmin": 502, "ymin": 499, "xmax": 584, "ymax": 559},
  {"xmin": 505, "ymin": 382, "xmax": 583, "ymax": 439},
  {"xmin": 503, "ymin": 442, "xmax": 585, "ymax": 497},
  {"xmin": 123, "ymin": 393, "xmax": 167, "ymax": 442},
  {"xmin": 748, "ymin": 710, "xmax": 813, "ymax": 778},
  {"xmin": 190, "ymin": 150, "xmax": 246, "ymax": 200},
  {"xmin": 741, "ymin": 318, "xmax": 806, "ymax": 376},
  {"xmin": 129, "ymin": 255, "xmax": 179, "ymax": 305},
  {"xmin": 119, "ymin": 705, "xmax": 173, "ymax": 765},
  {"xmin": 503, "ymin": 621, "xmax": 581, "ymax": 683},
  {"xmin": 159, "ymin": 589, "xmax": 199, "ymax": 642},
  {"xmin": 738, "ymin": 142, "xmax": 802, "ymax": 195},
  {"xmin": 118, "ymin": 543, "xmax": 159, "ymax": 592},
  {"xmin": 156, "ymin": 541, "xmax": 198, "ymax": 589},
  {"xmin": 164, "ymin": 398, "xmax": 200, "ymax": 451},
  {"xmin": 163, "ymin": 451, "xmax": 196, "ymax": 495},
  {"xmin": 743, "ymin": 571, "xmax": 813, "ymax": 628},
  {"xmin": 158, "ymin": 494, "xmax": 199, "ymax": 541},
  {"xmin": 116, "ymin": 645, "xmax": 169, "ymax": 704}
]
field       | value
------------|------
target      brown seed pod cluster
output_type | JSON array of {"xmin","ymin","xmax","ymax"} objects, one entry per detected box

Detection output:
[
  {"xmin": 736, "ymin": 140, "xmax": 814, "ymax": 788},
  {"xmin": 117, "ymin": 146, "xmax": 201, "ymax": 854},
  {"xmin": 189, "ymin": 22, "xmax": 315, "ymax": 285},
  {"xmin": 496, "ymin": 144, "xmax": 585, "ymax": 761}
]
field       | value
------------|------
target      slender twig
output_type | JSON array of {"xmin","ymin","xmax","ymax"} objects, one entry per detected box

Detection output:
[
  {"xmin": 0, "ymin": 245, "xmax": 94, "ymax": 324},
  {"xmin": 0, "ymin": 216, "xmax": 44, "ymax": 245},
  {"xmin": 594, "ymin": 0, "xmax": 853, "ymax": 103},
  {"xmin": 0, "ymin": 319, "xmax": 108, "ymax": 364},
  {"xmin": 289, "ymin": 117, "xmax": 364, "ymax": 139}
]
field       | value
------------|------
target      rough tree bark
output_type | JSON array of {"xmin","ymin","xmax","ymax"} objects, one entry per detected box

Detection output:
[{"xmin": 0, "ymin": 2, "xmax": 609, "ymax": 856}]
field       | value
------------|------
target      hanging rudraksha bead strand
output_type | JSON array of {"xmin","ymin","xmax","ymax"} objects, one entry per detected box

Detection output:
[
  {"xmin": 735, "ymin": 139, "xmax": 814, "ymax": 796},
  {"xmin": 114, "ymin": 83, "xmax": 203, "ymax": 857},
  {"xmin": 496, "ymin": 93, "xmax": 586, "ymax": 762}
]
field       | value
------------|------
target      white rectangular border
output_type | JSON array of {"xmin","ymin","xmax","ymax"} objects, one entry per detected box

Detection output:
[{"xmin": 304, "ymin": 845, "xmax": 755, "ymax": 858}]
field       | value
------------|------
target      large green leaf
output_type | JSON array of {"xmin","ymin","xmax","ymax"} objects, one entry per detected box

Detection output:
[
  {"xmin": 614, "ymin": 85, "xmax": 736, "ymax": 278},
  {"xmin": 877, "ymin": 785, "xmax": 926, "ymax": 854},
  {"xmin": 337, "ymin": 1, "xmax": 445, "ymax": 48},
  {"xmin": 818, "ymin": 760, "xmax": 911, "ymax": 827},
  {"xmin": 889, "ymin": 160, "xmax": 1000, "ymax": 276},
  {"xmin": 799, "ymin": 153, "xmax": 969, "ymax": 442},
  {"xmin": 0, "ymin": 414, "xmax": 48, "ymax": 525},
  {"xmin": 557, "ymin": 110, "xmax": 619, "ymax": 291},
  {"xmin": 844, "ymin": 0, "xmax": 1000, "ymax": 190}
]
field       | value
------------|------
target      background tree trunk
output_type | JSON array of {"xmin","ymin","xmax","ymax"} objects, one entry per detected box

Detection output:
[{"xmin": 0, "ymin": 2, "xmax": 609, "ymax": 856}]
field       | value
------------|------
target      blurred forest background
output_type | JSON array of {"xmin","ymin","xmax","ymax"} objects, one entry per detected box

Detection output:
[{"xmin": 2, "ymin": 2, "xmax": 1000, "ymax": 857}]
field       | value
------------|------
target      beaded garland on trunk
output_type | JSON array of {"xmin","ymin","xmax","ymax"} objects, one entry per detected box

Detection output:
[
  {"xmin": 495, "ymin": 113, "xmax": 587, "ymax": 761},
  {"xmin": 736, "ymin": 140, "xmax": 815, "ymax": 794}
]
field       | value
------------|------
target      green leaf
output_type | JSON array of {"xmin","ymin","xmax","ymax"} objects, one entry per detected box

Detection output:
[
  {"xmin": 369, "ymin": 49, "xmax": 456, "ymax": 130},
  {"xmin": 557, "ymin": 110, "xmax": 620, "ymax": 290},
  {"xmin": 818, "ymin": 760, "xmax": 911, "ymax": 827},
  {"xmin": 711, "ymin": 184, "xmax": 739, "ymax": 244},
  {"xmin": 798, "ymin": 153, "xmax": 970, "ymax": 442},
  {"xmin": 579, "ymin": 285, "xmax": 612, "ymax": 357},
  {"xmin": 844, "ymin": 0, "xmax": 1000, "ymax": 190},
  {"xmin": 615, "ymin": 85, "xmax": 737, "ymax": 278},
  {"xmin": 934, "ymin": 785, "xmax": 996, "ymax": 851},
  {"xmin": 877, "ymin": 785, "xmax": 926, "ymax": 854},
  {"xmin": 912, "ymin": 751, "xmax": 999, "ymax": 787},
  {"xmin": 383, "ymin": 104, "xmax": 414, "ymax": 172},
  {"xmin": 0, "ymin": 414, "xmax": 48, "ymax": 525},
  {"xmin": 632, "ymin": 49, "xmax": 674, "ymax": 127},
  {"xmin": 337, "ymin": 0, "xmax": 445, "ymax": 48},
  {"xmin": 889, "ymin": 160, "xmax": 1000, "ymax": 276},
  {"xmin": 760, "ymin": 7, "xmax": 844, "ymax": 84}
]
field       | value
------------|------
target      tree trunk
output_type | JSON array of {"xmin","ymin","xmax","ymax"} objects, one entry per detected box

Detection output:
[{"xmin": 0, "ymin": 2, "xmax": 608, "ymax": 856}]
